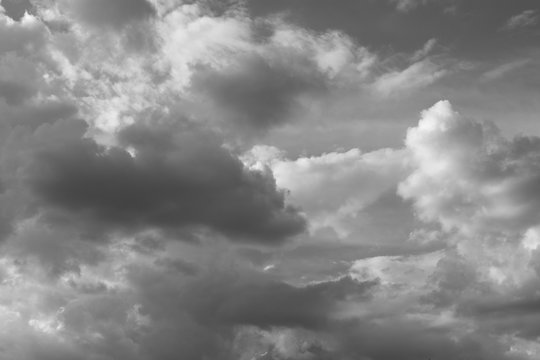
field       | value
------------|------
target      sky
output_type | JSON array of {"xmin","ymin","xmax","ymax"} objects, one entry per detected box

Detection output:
[{"xmin": 0, "ymin": 0, "xmax": 540, "ymax": 359}]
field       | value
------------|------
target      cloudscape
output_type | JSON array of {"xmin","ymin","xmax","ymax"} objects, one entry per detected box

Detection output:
[{"xmin": 1, "ymin": 0, "xmax": 540, "ymax": 359}]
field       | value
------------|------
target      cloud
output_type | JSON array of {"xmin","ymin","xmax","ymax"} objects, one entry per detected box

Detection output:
[
  {"xmin": 177, "ymin": 274, "xmax": 376, "ymax": 330},
  {"xmin": 190, "ymin": 52, "xmax": 326, "ymax": 132},
  {"xmin": 35, "ymin": 249, "xmax": 374, "ymax": 360},
  {"xmin": 503, "ymin": 9, "xmax": 539, "ymax": 31},
  {"xmin": 333, "ymin": 317, "xmax": 520, "ymax": 360},
  {"xmin": 0, "ymin": 11, "xmax": 47, "ymax": 55},
  {"xmin": 22, "ymin": 120, "xmax": 306, "ymax": 243},
  {"xmin": 2, "ymin": 1, "xmax": 540, "ymax": 359},
  {"xmin": 393, "ymin": 101, "xmax": 540, "ymax": 350},
  {"xmin": 1, "ymin": 0, "xmax": 34, "ymax": 21},
  {"xmin": 373, "ymin": 59, "xmax": 448, "ymax": 96},
  {"xmin": 121, "ymin": 257, "xmax": 377, "ymax": 359},
  {"xmin": 244, "ymin": 145, "xmax": 409, "ymax": 239},
  {"xmin": 411, "ymin": 38, "xmax": 438, "ymax": 61},
  {"xmin": 390, "ymin": 0, "xmax": 432, "ymax": 12},
  {"xmin": 64, "ymin": 0, "xmax": 156, "ymax": 28},
  {"xmin": 481, "ymin": 59, "xmax": 531, "ymax": 81},
  {"xmin": 399, "ymin": 100, "xmax": 540, "ymax": 235},
  {"xmin": 154, "ymin": 7, "xmax": 377, "ymax": 133},
  {"xmin": 3, "ymin": 219, "xmax": 107, "ymax": 277}
]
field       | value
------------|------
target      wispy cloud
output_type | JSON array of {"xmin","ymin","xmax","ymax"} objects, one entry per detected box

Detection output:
[
  {"xmin": 481, "ymin": 59, "xmax": 530, "ymax": 81},
  {"xmin": 502, "ymin": 9, "xmax": 539, "ymax": 31}
]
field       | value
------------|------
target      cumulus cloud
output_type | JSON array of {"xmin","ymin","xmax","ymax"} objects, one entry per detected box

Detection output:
[
  {"xmin": 399, "ymin": 100, "xmax": 540, "ymax": 235},
  {"xmin": 391, "ymin": 101, "xmax": 540, "ymax": 354}
]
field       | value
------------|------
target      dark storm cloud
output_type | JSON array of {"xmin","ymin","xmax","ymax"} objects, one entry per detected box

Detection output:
[
  {"xmin": 67, "ymin": 0, "xmax": 156, "ymax": 28},
  {"xmin": 23, "ymin": 120, "xmax": 306, "ymax": 243},
  {"xmin": 246, "ymin": 0, "xmax": 540, "ymax": 59}
]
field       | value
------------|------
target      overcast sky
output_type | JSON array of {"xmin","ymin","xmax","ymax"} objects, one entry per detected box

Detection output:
[{"xmin": 1, "ymin": 0, "xmax": 540, "ymax": 359}]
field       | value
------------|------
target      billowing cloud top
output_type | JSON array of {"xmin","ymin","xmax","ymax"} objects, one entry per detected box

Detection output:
[{"xmin": 0, "ymin": 0, "xmax": 540, "ymax": 359}]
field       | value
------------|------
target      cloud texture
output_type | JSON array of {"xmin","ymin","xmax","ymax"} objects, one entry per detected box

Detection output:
[{"xmin": 1, "ymin": 0, "xmax": 540, "ymax": 359}]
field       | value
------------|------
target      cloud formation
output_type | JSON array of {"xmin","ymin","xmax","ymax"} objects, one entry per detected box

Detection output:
[
  {"xmin": 1, "ymin": 1, "xmax": 540, "ymax": 359},
  {"xmin": 22, "ymin": 120, "xmax": 306, "ymax": 243},
  {"xmin": 399, "ymin": 100, "xmax": 540, "ymax": 235},
  {"xmin": 503, "ymin": 9, "xmax": 539, "ymax": 31}
]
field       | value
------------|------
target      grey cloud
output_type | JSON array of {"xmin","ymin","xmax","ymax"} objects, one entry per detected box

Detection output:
[
  {"xmin": 190, "ymin": 53, "xmax": 326, "ymax": 132},
  {"xmin": 4, "ymin": 222, "xmax": 107, "ymax": 277},
  {"xmin": 96, "ymin": 263, "xmax": 375, "ymax": 360},
  {"xmin": 154, "ymin": 257, "xmax": 199, "ymax": 276},
  {"xmin": 390, "ymin": 0, "xmax": 434, "ymax": 12},
  {"xmin": 206, "ymin": 275, "xmax": 376, "ymax": 329},
  {"xmin": 247, "ymin": 0, "xmax": 540, "ymax": 59},
  {"xmin": 67, "ymin": 0, "xmax": 156, "ymax": 28},
  {"xmin": 0, "ymin": 191, "xmax": 16, "ymax": 240},
  {"xmin": 257, "ymin": 240, "xmax": 444, "ymax": 284},
  {"xmin": 6, "ymin": 100, "xmax": 79, "ymax": 128},
  {"xmin": 134, "ymin": 268, "xmax": 375, "ymax": 330},
  {"xmin": 0, "ymin": 329, "xmax": 84, "ymax": 360},
  {"xmin": 456, "ymin": 290, "xmax": 540, "ymax": 340},
  {"xmin": 422, "ymin": 252, "xmax": 483, "ymax": 308},
  {"xmin": 1, "ymin": 0, "xmax": 34, "ymax": 21},
  {"xmin": 472, "ymin": 297, "xmax": 540, "ymax": 317},
  {"xmin": 23, "ymin": 120, "xmax": 306, "ymax": 243},
  {"xmin": 2, "ymin": 1, "xmax": 540, "ymax": 359},
  {"xmin": 503, "ymin": 9, "xmax": 539, "ymax": 31},
  {"xmin": 131, "ymin": 264, "xmax": 377, "ymax": 329},
  {"xmin": 0, "ymin": 12, "xmax": 46, "ymax": 55},
  {"xmin": 334, "ymin": 318, "xmax": 523, "ymax": 360},
  {"xmin": 0, "ymin": 79, "xmax": 33, "ymax": 106}
]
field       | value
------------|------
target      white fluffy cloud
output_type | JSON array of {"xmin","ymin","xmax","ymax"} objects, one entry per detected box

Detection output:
[
  {"xmin": 399, "ymin": 100, "xmax": 540, "ymax": 236},
  {"xmin": 245, "ymin": 145, "xmax": 408, "ymax": 239}
]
